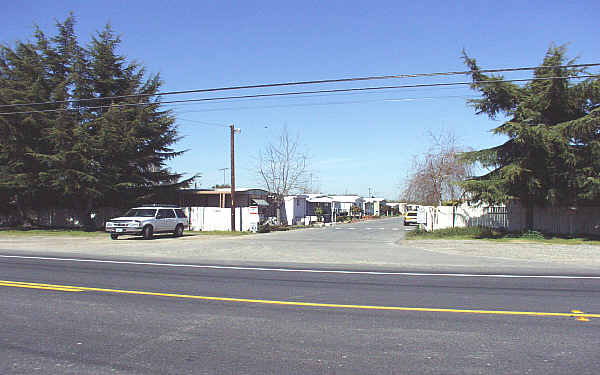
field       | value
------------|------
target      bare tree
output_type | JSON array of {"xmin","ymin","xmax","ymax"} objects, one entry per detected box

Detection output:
[
  {"xmin": 299, "ymin": 172, "xmax": 321, "ymax": 194},
  {"xmin": 257, "ymin": 128, "xmax": 310, "ymax": 223},
  {"xmin": 401, "ymin": 130, "xmax": 473, "ymax": 206}
]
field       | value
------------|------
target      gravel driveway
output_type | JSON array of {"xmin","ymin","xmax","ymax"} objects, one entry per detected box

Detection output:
[
  {"xmin": 2, "ymin": 230, "xmax": 600, "ymax": 272},
  {"xmin": 401, "ymin": 239, "xmax": 600, "ymax": 265}
]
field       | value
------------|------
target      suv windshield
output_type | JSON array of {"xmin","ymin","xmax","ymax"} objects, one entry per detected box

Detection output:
[{"xmin": 123, "ymin": 209, "xmax": 157, "ymax": 217}]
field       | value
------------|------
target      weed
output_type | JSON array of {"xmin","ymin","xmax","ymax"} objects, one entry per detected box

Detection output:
[
  {"xmin": 520, "ymin": 230, "xmax": 544, "ymax": 240},
  {"xmin": 405, "ymin": 226, "xmax": 600, "ymax": 245}
]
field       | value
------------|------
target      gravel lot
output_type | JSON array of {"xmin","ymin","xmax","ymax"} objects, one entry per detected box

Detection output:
[
  {"xmin": 1, "ymin": 230, "xmax": 600, "ymax": 271},
  {"xmin": 401, "ymin": 239, "xmax": 600, "ymax": 265}
]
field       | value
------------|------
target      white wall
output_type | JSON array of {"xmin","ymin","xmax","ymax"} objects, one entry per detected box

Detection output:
[
  {"xmin": 186, "ymin": 207, "xmax": 260, "ymax": 231},
  {"xmin": 417, "ymin": 204, "xmax": 499, "ymax": 232},
  {"xmin": 418, "ymin": 202, "xmax": 600, "ymax": 235},
  {"xmin": 335, "ymin": 202, "xmax": 357, "ymax": 214},
  {"xmin": 284, "ymin": 197, "xmax": 307, "ymax": 225}
]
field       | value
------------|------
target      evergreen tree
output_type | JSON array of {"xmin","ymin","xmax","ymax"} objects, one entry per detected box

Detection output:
[
  {"xmin": 83, "ymin": 25, "xmax": 188, "ymax": 209},
  {"xmin": 0, "ymin": 37, "xmax": 55, "ymax": 222},
  {"xmin": 0, "ymin": 15, "xmax": 192, "ymax": 227},
  {"xmin": 461, "ymin": 45, "xmax": 600, "ymax": 227}
]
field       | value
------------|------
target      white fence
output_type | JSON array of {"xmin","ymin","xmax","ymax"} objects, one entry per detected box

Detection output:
[
  {"xmin": 0, "ymin": 206, "xmax": 260, "ymax": 232},
  {"xmin": 506, "ymin": 202, "xmax": 600, "ymax": 235},
  {"xmin": 186, "ymin": 206, "xmax": 260, "ymax": 232},
  {"xmin": 417, "ymin": 204, "xmax": 506, "ymax": 232},
  {"xmin": 417, "ymin": 201, "xmax": 600, "ymax": 236}
]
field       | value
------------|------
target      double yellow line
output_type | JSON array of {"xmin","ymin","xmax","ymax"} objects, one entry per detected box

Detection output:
[
  {"xmin": 1, "ymin": 279, "xmax": 598, "ymax": 320},
  {"xmin": 0, "ymin": 280, "xmax": 84, "ymax": 292}
]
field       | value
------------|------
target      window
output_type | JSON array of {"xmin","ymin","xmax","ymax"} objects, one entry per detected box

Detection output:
[
  {"xmin": 175, "ymin": 209, "xmax": 187, "ymax": 218},
  {"xmin": 124, "ymin": 209, "xmax": 156, "ymax": 217},
  {"xmin": 158, "ymin": 209, "xmax": 176, "ymax": 219}
]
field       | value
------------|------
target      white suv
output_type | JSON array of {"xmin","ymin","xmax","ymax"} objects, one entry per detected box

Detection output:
[{"xmin": 105, "ymin": 205, "xmax": 189, "ymax": 240}]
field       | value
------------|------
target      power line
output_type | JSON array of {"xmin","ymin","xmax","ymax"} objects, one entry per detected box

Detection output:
[
  {"xmin": 166, "ymin": 84, "xmax": 470, "ymax": 109},
  {"xmin": 171, "ymin": 95, "xmax": 473, "ymax": 115},
  {"xmin": 1, "ymin": 74, "xmax": 596, "ymax": 116},
  {"xmin": 175, "ymin": 118, "xmax": 229, "ymax": 128},
  {"xmin": 1, "ymin": 63, "xmax": 598, "ymax": 109}
]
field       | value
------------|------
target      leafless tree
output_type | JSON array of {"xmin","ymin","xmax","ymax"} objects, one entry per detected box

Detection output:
[
  {"xmin": 299, "ymin": 172, "xmax": 321, "ymax": 194},
  {"xmin": 401, "ymin": 130, "xmax": 473, "ymax": 206},
  {"xmin": 257, "ymin": 128, "xmax": 311, "ymax": 222}
]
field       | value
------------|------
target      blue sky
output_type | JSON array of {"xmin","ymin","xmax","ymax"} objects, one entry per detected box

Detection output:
[{"xmin": 3, "ymin": 1, "xmax": 600, "ymax": 199}]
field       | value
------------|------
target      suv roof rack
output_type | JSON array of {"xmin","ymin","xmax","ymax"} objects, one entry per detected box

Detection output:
[{"xmin": 139, "ymin": 204, "xmax": 179, "ymax": 208}]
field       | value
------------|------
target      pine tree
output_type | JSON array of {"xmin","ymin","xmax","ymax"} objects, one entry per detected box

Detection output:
[
  {"xmin": 0, "ymin": 37, "xmax": 55, "ymax": 222},
  {"xmin": 83, "ymin": 24, "xmax": 188, "ymax": 209},
  {"xmin": 461, "ymin": 45, "xmax": 600, "ymax": 227},
  {"xmin": 0, "ymin": 15, "xmax": 193, "ymax": 227}
]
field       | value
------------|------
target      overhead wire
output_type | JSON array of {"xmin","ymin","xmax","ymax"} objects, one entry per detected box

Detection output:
[
  {"xmin": 175, "ymin": 118, "xmax": 230, "ymax": 127},
  {"xmin": 0, "ymin": 62, "xmax": 598, "ymax": 109},
  {"xmin": 172, "ymin": 95, "xmax": 473, "ymax": 115},
  {"xmin": 1, "ymin": 74, "xmax": 597, "ymax": 116}
]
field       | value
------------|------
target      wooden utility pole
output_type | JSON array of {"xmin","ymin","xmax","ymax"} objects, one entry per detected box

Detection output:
[
  {"xmin": 229, "ymin": 125, "xmax": 240, "ymax": 231},
  {"xmin": 218, "ymin": 167, "xmax": 229, "ymax": 186},
  {"xmin": 230, "ymin": 125, "xmax": 236, "ymax": 231}
]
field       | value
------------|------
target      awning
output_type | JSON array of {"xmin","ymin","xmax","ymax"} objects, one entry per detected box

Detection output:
[
  {"xmin": 307, "ymin": 197, "xmax": 333, "ymax": 203},
  {"xmin": 252, "ymin": 199, "xmax": 270, "ymax": 206}
]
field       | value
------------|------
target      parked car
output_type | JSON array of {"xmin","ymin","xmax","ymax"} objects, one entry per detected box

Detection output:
[
  {"xmin": 404, "ymin": 211, "xmax": 418, "ymax": 226},
  {"xmin": 105, "ymin": 205, "xmax": 188, "ymax": 240}
]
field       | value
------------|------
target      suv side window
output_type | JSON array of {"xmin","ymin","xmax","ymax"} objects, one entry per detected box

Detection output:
[
  {"xmin": 158, "ymin": 209, "xmax": 176, "ymax": 219},
  {"xmin": 175, "ymin": 209, "xmax": 187, "ymax": 218}
]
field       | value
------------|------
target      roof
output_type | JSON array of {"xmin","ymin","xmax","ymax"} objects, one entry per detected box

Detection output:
[
  {"xmin": 330, "ymin": 195, "xmax": 363, "ymax": 203},
  {"xmin": 307, "ymin": 196, "xmax": 334, "ymax": 203},
  {"xmin": 251, "ymin": 199, "xmax": 270, "ymax": 206},
  {"xmin": 185, "ymin": 188, "xmax": 269, "ymax": 195},
  {"xmin": 363, "ymin": 197, "xmax": 386, "ymax": 203},
  {"xmin": 284, "ymin": 195, "xmax": 308, "ymax": 200},
  {"xmin": 134, "ymin": 204, "xmax": 180, "ymax": 208}
]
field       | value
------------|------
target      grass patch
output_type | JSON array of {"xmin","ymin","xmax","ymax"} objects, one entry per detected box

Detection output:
[
  {"xmin": 406, "ymin": 226, "xmax": 600, "ymax": 245},
  {"xmin": 187, "ymin": 230, "xmax": 251, "ymax": 236},
  {"xmin": 0, "ymin": 228, "xmax": 107, "ymax": 237},
  {"xmin": 0, "ymin": 228, "xmax": 252, "ymax": 237}
]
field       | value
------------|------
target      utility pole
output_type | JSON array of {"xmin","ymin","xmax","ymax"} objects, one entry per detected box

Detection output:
[
  {"xmin": 230, "ymin": 125, "xmax": 240, "ymax": 231},
  {"xmin": 218, "ymin": 167, "xmax": 229, "ymax": 186}
]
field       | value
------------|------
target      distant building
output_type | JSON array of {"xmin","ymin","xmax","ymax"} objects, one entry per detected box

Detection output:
[
  {"xmin": 362, "ymin": 197, "xmax": 386, "ymax": 216},
  {"xmin": 306, "ymin": 194, "xmax": 334, "ymax": 223},
  {"xmin": 330, "ymin": 195, "xmax": 364, "ymax": 216},
  {"xmin": 283, "ymin": 195, "xmax": 308, "ymax": 225},
  {"xmin": 180, "ymin": 188, "xmax": 275, "ymax": 218}
]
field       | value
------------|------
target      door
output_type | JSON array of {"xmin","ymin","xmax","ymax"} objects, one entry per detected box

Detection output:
[{"xmin": 156, "ymin": 209, "xmax": 176, "ymax": 232}]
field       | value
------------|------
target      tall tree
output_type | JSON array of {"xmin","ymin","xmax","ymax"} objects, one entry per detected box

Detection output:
[
  {"xmin": 0, "ymin": 37, "xmax": 55, "ymax": 222},
  {"xmin": 257, "ymin": 127, "xmax": 310, "ymax": 223},
  {"xmin": 402, "ymin": 130, "xmax": 473, "ymax": 206},
  {"xmin": 0, "ymin": 15, "xmax": 192, "ymax": 227},
  {"xmin": 461, "ymin": 45, "xmax": 600, "ymax": 227}
]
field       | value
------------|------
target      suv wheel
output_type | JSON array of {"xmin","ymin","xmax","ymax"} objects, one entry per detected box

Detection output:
[
  {"xmin": 110, "ymin": 233, "xmax": 119, "ymax": 240},
  {"xmin": 143, "ymin": 225, "xmax": 154, "ymax": 240},
  {"xmin": 174, "ymin": 224, "xmax": 184, "ymax": 237}
]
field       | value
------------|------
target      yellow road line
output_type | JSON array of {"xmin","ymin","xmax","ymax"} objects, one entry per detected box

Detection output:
[
  {"xmin": 1, "ymin": 279, "xmax": 598, "ymax": 319},
  {"xmin": 0, "ymin": 281, "xmax": 83, "ymax": 292}
]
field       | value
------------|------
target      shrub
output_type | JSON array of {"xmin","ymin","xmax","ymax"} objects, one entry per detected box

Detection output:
[
  {"xmin": 269, "ymin": 225, "xmax": 290, "ymax": 231},
  {"xmin": 520, "ymin": 230, "xmax": 544, "ymax": 240},
  {"xmin": 406, "ymin": 226, "xmax": 506, "ymax": 239},
  {"xmin": 257, "ymin": 223, "xmax": 271, "ymax": 233}
]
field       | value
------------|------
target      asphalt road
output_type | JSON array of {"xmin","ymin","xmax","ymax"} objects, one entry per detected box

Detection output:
[{"xmin": 2, "ymin": 245, "xmax": 600, "ymax": 374}]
